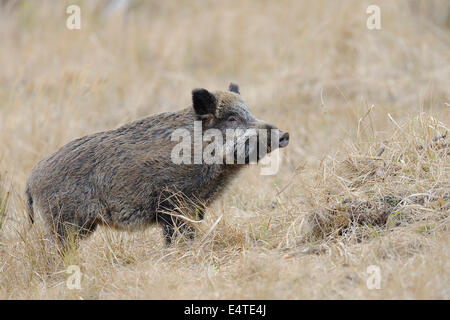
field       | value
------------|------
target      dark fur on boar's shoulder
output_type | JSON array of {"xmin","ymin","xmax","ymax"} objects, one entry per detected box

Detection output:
[{"xmin": 26, "ymin": 83, "xmax": 289, "ymax": 247}]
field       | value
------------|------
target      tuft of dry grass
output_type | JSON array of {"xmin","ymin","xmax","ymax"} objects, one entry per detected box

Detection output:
[
  {"xmin": 0, "ymin": 175, "xmax": 9, "ymax": 231},
  {"xmin": 303, "ymin": 113, "xmax": 449, "ymax": 242},
  {"xmin": 0, "ymin": 0, "xmax": 449, "ymax": 299}
]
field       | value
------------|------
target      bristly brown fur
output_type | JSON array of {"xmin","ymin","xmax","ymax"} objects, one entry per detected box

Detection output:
[{"xmin": 26, "ymin": 84, "xmax": 289, "ymax": 246}]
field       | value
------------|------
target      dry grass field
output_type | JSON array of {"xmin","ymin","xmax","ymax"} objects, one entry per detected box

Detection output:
[{"xmin": 0, "ymin": 0, "xmax": 449, "ymax": 299}]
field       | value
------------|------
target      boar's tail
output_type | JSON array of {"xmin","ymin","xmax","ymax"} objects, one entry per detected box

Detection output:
[{"xmin": 25, "ymin": 184, "xmax": 34, "ymax": 224}]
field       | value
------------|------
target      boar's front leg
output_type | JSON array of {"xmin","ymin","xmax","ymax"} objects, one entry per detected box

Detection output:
[{"xmin": 158, "ymin": 212, "xmax": 196, "ymax": 246}]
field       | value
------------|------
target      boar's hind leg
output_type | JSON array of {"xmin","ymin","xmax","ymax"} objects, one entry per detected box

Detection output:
[
  {"xmin": 50, "ymin": 218, "xmax": 98, "ymax": 249},
  {"xmin": 158, "ymin": 213, "xmax": 195, "ymax": 246},
  {"xmin": 46, "ymin": 205, "xmax": 99, "ymax": 249}
]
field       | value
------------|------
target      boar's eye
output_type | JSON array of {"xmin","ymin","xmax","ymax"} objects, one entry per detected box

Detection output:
[{"xmin": 227, "ymin": 115, "xmax": 239, "ymax": 123}]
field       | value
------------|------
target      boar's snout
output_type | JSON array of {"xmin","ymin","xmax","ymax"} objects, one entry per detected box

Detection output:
[
  {"xmin": 257, "ymin": 120, "xmax": 290, "ymax": 151},
  {"xmin": 279, "ymin": 131, "xmax": 289, "ymax": 148}
]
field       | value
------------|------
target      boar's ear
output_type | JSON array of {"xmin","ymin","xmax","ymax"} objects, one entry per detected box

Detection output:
[
  {"xmin": 228, "ymin": 82, "xmax": 240, "ymax": 94},
  {"xmin": 192, "ymin": 88, "xmax": 217, "ymax": 116}
]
